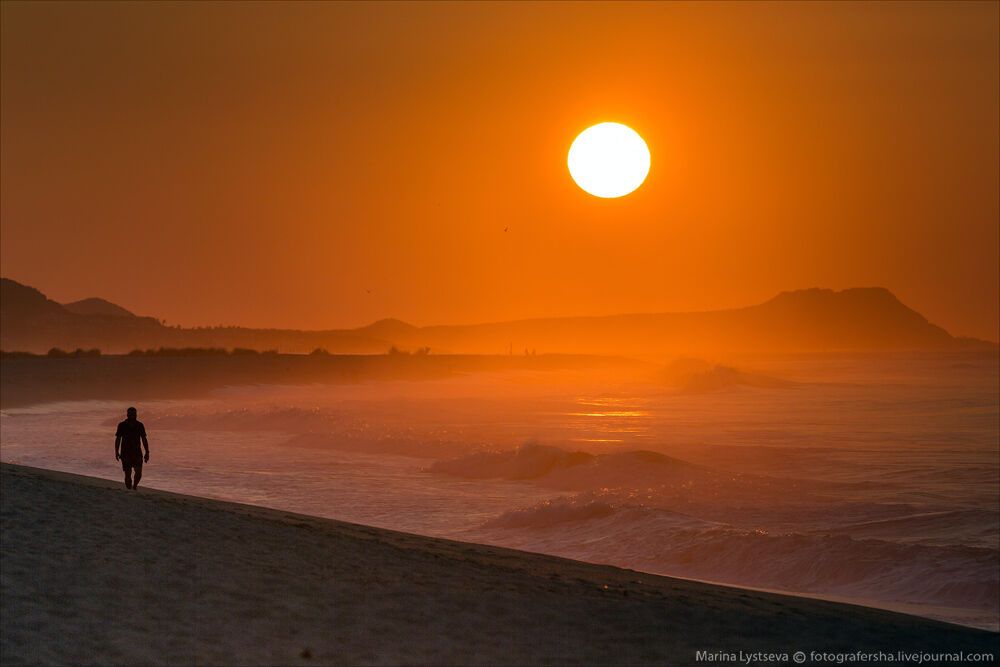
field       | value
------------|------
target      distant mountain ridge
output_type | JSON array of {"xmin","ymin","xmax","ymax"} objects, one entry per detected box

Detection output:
[
  {"xmin": 63, "ymin": 297, "xmax": 136, "ymax": 318},
  {"xmin": 0, "ymin": 277, "xmax": 993, "ymax": 355}
]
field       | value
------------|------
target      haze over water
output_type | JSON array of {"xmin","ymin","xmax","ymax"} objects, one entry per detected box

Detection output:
[{"xmin": 2, "ymin": 352, "xmax": 996, "ymax": 630}]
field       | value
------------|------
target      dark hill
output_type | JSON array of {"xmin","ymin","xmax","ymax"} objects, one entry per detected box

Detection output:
[
  {"xmin": 356, "ymin": 318, "xmax": 419, "ymax": 340},
  {"xmin": 62, "ymin": 297, "xmax": 136, "ymax": 318},
  {"xmin": 1, "ymin": 279, "xmax": 170, "ymax": 353},
  {"xmin": 0, "ymin": 279, "xmax": 66, "ymax": 321},
  {"xmin": 1, "ymin": 278, "xmax": 992, "ymax": 355},
  {"xmin": 405, "ymin": 287, "xmax": 974, "ymax": 354},
  {"xmin": 0, "ymin": 278, "xmax": 389, "ymax": 354}
]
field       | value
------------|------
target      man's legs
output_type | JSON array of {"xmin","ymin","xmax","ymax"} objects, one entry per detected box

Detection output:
[
  {"xmin": 123, "ymin": 464, "xmax": 133, "ymax": 489},
  {"xmin": 132, "ymin": 462, "xmax": 142, "ymax": 490}
]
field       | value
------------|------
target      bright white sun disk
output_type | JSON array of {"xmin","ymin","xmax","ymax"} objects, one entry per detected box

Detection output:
[{"xmin": 567, "ymin": 122, "xmax": 650, "ymax": 198}]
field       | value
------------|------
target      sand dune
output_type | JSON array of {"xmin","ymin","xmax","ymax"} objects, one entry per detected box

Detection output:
[{"xmin": 1, "ymin": 464, "xmax": 995, "ymax": 666}]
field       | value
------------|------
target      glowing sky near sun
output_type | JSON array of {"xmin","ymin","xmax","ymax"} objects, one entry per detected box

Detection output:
[{"xmin": 1, "ymin": 2, "xmax": 997, "ymax": 339}]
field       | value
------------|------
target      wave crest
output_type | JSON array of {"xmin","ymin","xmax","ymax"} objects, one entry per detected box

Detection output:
[{"xmin": 468, "ymin": 498, "xmax": 999, "ymax": 612}]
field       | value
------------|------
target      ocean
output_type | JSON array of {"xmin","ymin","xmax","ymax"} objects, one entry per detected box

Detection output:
[{"xmin": 2, "ymin": 352, "xmax": 997, "ymax": 629}]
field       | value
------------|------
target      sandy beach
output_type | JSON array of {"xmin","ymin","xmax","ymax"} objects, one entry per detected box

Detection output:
[{"xmin": 1, "ymin": 464, "xmax": 995, "ymax": 666}]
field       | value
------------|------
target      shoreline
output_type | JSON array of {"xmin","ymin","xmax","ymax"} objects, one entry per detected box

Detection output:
[
  {"xmin": 4, "ymin": 456, "xmax": 995, "ymax": 633},
  {"xmin": 2, "ymin": 463, "xmax": 996, "ymax": 665}
]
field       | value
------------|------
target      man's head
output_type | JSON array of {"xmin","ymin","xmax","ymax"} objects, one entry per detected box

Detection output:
[{"xmin": 126, "ymin": 406, "xmax": 137, "ymax": 420}]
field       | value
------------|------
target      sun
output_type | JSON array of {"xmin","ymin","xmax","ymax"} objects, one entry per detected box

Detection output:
[{"xmin": 568, "ymin": 122, "xmax": 650, "ymax": 198}]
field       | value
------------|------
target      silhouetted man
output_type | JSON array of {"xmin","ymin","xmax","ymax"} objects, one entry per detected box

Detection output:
[{"xmin": 115, "ymin": 407, "xmax": 149, "ymax": 490}]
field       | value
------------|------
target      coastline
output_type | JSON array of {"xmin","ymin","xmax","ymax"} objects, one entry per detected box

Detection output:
[{"xmin": 2, "ymin": 463, "xmax": 995, "ymax": 666}]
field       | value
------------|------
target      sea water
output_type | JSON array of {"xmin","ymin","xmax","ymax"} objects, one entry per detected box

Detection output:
[{"xmin": 2, "ymin": 352, "xmax": 997, "ymax": 629}]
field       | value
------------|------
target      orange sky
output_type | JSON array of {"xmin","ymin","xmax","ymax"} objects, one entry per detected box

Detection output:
[{"xmin": 2, "ymin": 1, "xmax": 997, "ymax": 340}]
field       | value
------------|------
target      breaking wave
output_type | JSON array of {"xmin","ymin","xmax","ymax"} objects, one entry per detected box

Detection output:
[
  {"xmin": 429, "ymin": 443, "xmax": 847, "ymax": 503},
  {"xmin": 469, "ymin": 497, "xmax": 1000, "ymax": 612}
]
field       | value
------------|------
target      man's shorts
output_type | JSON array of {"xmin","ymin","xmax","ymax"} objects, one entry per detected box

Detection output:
[{"xmin": 121, "ymin": 452, "xmax": 143, "ymax": 472}]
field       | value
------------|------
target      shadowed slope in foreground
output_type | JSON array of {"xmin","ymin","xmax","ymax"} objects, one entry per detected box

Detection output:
[{"xmin": 1, "ymin": 464, "xmax": 995, "ymax": 666}]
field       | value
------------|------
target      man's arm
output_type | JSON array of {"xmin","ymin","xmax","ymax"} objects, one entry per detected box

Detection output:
[
  {"xmin": 115, "ymin": 435, "xmax": 121, "ymax": 461},
  {"xmin": 141, "ymin": 431, "xmax": 150, "ymax": 462}
]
